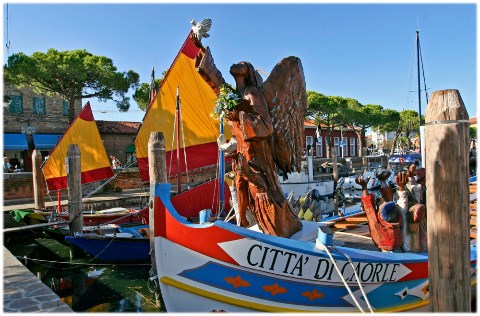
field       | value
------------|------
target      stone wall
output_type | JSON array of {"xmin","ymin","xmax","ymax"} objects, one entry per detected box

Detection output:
[
  {"xmin": 3, "ymin": 172, "xmax": 34, "ymax": 200},
  {"xmin": 3, "ymin": 85, "xmax": 82, "ymax": 134}
]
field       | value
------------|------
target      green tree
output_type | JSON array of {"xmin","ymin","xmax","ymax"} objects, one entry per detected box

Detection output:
[
  {"xmin": 133, "ymin": 78, "xmax": 162, "ymax": 111},
  {"xmin": 399, "ymin": 110, "xmax": 421, "ymax": 151},
  {"xmin": 374, "ymin": 109, "xmax": 401, "ymax": 155},
  {"xmin": 133, "ymin": 69, "xmax": 167, "ymax": 111},
  {"xmin": 4, "ymin": 49, "xmax": 140, "ymax": 122},
  {"xmin": 307, "ymin": 91, "xmax": 347, "ymax": 158},
  {"xmin": 342, "ymin": 99, "xmax": 384, "ymax": 157},
  {"xmin": 469, "ymin": 126, "xmax": 477, "ymax": 141}
]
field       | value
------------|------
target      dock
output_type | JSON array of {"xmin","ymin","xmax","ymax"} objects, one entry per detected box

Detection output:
[
  {"xmin": 3, "ymin": 187, "xmax": 149, "ymax": 213},
  {"xmin": 3, "ymin": 246, "xmax": 73, "ymax": 312}
]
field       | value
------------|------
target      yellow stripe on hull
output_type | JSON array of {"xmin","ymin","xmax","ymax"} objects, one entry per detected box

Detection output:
[{"xmin": 160, "ymin": 276, "xmax": 439, "ymax": 313}]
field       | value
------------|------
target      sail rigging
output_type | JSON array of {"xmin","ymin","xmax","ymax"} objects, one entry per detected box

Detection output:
[{"xmin": 135, "ymin": 31, "xmax": 232, "ymax": 183}]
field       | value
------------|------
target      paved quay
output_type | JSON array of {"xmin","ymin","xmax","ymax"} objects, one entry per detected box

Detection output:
[{"xmin": 3, "ymin": 246, "xmax": 73, "ymax": 313}]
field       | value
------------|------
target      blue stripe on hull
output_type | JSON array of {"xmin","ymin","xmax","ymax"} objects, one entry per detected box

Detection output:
[{"xmin": 178, "ymin": 260, "xmax": 429, "ymax": 308}]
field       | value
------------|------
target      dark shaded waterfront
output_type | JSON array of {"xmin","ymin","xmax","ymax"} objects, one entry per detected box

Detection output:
[{"xmin": 4, "ymin": 230, "xmax": 161, "ymax": 312}]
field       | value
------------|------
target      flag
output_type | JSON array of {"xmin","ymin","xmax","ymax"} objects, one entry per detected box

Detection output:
[{"xmin": 315, "ymin": 125, "xmax": 321, "ymax": 142}]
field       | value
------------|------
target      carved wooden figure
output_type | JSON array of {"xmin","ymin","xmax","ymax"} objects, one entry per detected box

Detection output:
[{"xmin": 196, "ymin": 50, "xmax": 307, "ymax": 237}]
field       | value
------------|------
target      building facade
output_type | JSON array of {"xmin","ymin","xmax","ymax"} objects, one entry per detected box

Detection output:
[
  {"xmin": 3, "ymin": 84, "xmax": 82, "ymax": 171},
  {"xmin": 304, "ymin": 120, "xmax": 361, "ymax": 158},
  {"xmin": 95, "ymin": 121, "xmax": 140, "ymax": 167}
]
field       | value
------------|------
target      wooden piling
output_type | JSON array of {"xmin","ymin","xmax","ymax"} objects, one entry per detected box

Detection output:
[
  {"xmin": 67, "ymin": 144, "xmax": 83, "ymax": 236},
  {"xmin": 362, "ymin": 147, "xmax": 367, "ymax": 171},
  {"xmin": 332, "ymin": 147, "xmax": 338, "ymax": 215},
  {"xmin": 148, "ymin": 132, "xmax": 167, "ymax": 306},
  {"xmin": 32, "ymin": 150, "xmax": 45, "ymax": 209},
  {"xmin": 425, "ymin": 89, "xmax": 470, "ymax": 312}
]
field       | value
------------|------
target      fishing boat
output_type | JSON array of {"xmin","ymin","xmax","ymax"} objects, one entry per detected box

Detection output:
[
  {"xmin": 148, "ymin": 22, "xmax": 477, "ymax": 313},
  {"xmin": 151, "ymin": 180, "xmax": 476, "ymax": 312}
]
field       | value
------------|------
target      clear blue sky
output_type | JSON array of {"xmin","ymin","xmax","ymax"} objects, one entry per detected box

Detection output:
[{"xmin": 3, "ymin": 2, "xmax": 477, "ymax": 122}]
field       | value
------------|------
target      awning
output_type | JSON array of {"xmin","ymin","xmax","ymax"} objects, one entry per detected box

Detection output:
[
  {"xmin": 4, "ymin": 133, "xmax": 28, "ymax": 150},
  {"xmin": 33, "ymin": 134, "xmax": 63, "ymax": 150},
  {"xmin": 125, "ymin": 144, "xmax": 135, "ymax": 153}
]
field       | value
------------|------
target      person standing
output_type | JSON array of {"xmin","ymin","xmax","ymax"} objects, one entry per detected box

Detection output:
[{"xmin": 110, "ymin": 154, "xmax": 121, "ymax": 169}]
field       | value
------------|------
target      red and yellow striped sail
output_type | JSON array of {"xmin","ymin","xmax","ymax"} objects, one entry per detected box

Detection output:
[
  {"xmin": 135, "ymin": 32, "xmax": 231, "ymax": 182},
  {"xmin": 43, "ymin": 102, "xmax": 114, "ymax": 191}
]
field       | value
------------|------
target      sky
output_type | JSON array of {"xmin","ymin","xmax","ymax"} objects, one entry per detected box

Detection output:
[{"xmin": 2, "ymin": 1, "xmax": 477, "ymax": 122}]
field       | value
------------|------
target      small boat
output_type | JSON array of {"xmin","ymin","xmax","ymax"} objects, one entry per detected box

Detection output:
[
  {"xmin": 65, "ymin": 223, "xmax": 150, "ymax": 263},
  {"xmin": 9, "ymin": 206, "xmax": 149, "ymax": 228},
  {"xmin": 278, "ymin": 156, "xmax": 335, "ymax": 199}
]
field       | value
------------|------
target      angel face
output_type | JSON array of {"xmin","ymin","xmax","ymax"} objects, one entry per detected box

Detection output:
[{"xmin": 230, "ymin": 62, "xmax": 258, "ymax": 89}]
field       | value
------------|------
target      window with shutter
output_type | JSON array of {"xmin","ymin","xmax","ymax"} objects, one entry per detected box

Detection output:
[
  {"xmin": 33, "ymin": 96, "xmax": 46, "ymax": 115},
  {"xmin": 9, "ymin": 95, "xmax": 23, "ymax": 114}
]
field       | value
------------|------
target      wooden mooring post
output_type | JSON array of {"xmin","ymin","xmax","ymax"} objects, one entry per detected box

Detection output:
[
  {"xmin": 425, "ymin": 89, "xmax": 470, "ymax": 312},
  {"xmin": 67, "ymin": 144, "xmax": 83, "ymax": 236},
  {"xmin": 32, "ymin": 149, "xmax": 45, "ymax": 209},
  {"xmin": 148, "ymin": 132, "xmax": 167, "ymax": 307},
  {"xmin": 362, "ymin": 147, "xmax": 367, "ymax": 171},
  {"xmin": 332, "ymin": 147, "xmax": 339, "ymax": 215}
]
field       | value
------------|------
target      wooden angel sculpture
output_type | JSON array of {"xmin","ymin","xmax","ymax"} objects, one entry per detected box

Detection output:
[{"xmin": 196, "ymin": 51, "xmax": 306, "ymax": 237}]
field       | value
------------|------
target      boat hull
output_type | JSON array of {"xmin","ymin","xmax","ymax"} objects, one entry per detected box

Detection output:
[
  {"xmin": 153, "ymin": 183, "xmax": 478, "ymax": 312},
  {"xmin": 65, "ymin": 233, "xmax": 150, "ymax": 263}
]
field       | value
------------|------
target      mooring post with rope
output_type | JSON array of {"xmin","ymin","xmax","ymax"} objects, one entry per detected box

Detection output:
[
  {"xmin": 148, "ymin": 131, "xmax": 166, "ymax": 307},
  {"xmin": 425, "ymin": 89, "xmax": 470, "ymax": 312},
  {"xmin": 32, "ymin": 149, "xmax": 45, "ymax": 210}
]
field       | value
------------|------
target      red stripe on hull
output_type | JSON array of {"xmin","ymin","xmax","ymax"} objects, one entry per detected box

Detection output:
[
  {"xmin": 155, "ymin": 195, "xmax": 240, "ymax": 265},
  {"xmin": 400, "ymin": 262, "xmax": 429, "ymax": 281}
]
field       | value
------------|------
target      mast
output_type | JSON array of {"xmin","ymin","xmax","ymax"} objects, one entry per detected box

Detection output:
[
  {"xmin": 416, "ymin": 30, "xmax": 422, "ymax": 153},
  {"xmin": 176, "ymin": 87, "xmax": 181, "ymax": 193},
  {"xmin": 219, "ymin": 118, "xmax": 225, "ymax": 215}
]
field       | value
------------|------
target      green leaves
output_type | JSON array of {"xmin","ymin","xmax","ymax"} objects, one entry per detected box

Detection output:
[{"xmin": 4, "ymin": 49, "xmax": 140, "ymax": 122}]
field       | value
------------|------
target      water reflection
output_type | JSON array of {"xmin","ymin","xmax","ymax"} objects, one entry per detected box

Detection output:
[{"xmin": 4, "ymin": 231, "xmax": 161, "ymax": 312}]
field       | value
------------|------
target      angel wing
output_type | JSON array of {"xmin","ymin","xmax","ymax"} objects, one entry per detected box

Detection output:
[{"xmin": 260, "ymin": 57, "xmax": 307, "ymax": 174}]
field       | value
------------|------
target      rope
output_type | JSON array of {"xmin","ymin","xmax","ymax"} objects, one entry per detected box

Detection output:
[
  {"xmin": 333, "ymin": 246, "xmax": 374, "ymax": 313},
  {"xmin": 16, "ymin": 255, "xmax": 150, "ymax": 268},
  {"xmin": 179, "ymin": 101, "xmax": 190, "ymax": 188},
  {"xmin": 316, "ymin": 241, "xmax": 369, "ymax": 313}
]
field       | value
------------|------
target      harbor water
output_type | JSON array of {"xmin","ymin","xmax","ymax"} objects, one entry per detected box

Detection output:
[{"xmin": 4, "ymin": 230, "xmax": 162, "ymax": 312}]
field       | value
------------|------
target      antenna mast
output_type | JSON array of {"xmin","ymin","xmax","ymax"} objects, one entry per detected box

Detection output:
[
  {"xmin": 5, "ymin": 3, "xmax": 11, "ymax": 58},
  {"xmin": 416, "ymin": 30, "xmax": 422, "ymax": 153}
]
